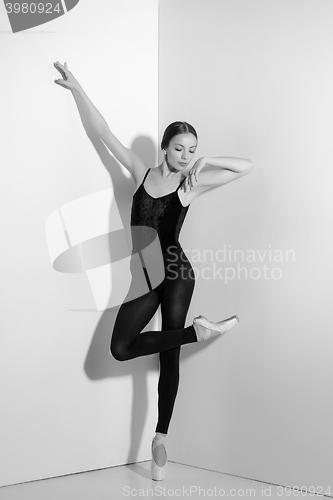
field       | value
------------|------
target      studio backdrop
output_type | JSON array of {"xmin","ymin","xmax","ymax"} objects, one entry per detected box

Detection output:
[{"xmin": 1, "ymin": 0, "xmax": 333, "ymax": 492}]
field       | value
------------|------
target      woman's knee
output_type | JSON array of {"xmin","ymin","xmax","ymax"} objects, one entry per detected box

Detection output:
[{"xmin": 110, "ymin": 339, "xmax": 130, "ymax": 362}]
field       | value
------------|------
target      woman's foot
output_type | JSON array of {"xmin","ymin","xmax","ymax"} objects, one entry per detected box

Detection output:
[
  {"xmin": 193, "ymin": 314, "xmax": 239, "ymax": 341},
  {"xmin": 151, "ymin": 432, "xmax": 168, "ymax": 481}
]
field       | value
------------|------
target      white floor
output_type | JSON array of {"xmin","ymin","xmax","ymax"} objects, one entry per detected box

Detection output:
[{"xmin": 0, "ymin": 461, "xmax": 326, "ymax": 500}]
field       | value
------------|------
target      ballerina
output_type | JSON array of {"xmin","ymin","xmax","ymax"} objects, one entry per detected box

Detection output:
[{"xmin": 54, "ymin": 60, "xmax": 254, "ymax": 481}]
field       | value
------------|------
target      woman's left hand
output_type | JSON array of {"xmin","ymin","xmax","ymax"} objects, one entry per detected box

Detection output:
[{"xmin": 184, "ymin": 157, "xmax": 206, "ymax": 191}]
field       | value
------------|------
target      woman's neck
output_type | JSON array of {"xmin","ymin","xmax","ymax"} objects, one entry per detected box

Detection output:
[{"xmin": 156, "ymin": 159, "xmax": 183, "ymax": 181}]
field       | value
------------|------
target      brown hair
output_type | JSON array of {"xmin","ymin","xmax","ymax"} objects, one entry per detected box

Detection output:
[{"xmin": 161, "ymin": 121, "xmax": 198, "ymax": 150}]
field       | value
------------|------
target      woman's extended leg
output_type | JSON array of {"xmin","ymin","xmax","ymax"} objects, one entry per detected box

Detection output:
[
  {"xmin": 156, "ymin": 347, "xmax": 180, "ymax": 433},
  {"xmin": 155, "ymin": 261, "xmax": 195, "ymax": 434}
]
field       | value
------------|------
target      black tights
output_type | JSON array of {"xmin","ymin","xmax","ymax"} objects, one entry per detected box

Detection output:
[{"xmin": 110, "ymin": 249, "xmax": 197, "ymax": 434}]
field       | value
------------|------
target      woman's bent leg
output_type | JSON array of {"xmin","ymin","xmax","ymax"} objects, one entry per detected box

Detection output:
[{"xmin": 110, "ymin": 284, "xmax": 197, "ymax": 362}]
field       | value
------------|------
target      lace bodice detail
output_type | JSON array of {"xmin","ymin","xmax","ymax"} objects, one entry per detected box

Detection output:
[{"xmin": 130, "ymin": 169, "xmax": 190, "ymax": 256}]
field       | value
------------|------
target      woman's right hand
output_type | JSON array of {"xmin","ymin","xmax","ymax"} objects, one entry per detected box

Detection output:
[{"xmin": 53, "ymin": 61, "xmax": 80, "ymax": 91}]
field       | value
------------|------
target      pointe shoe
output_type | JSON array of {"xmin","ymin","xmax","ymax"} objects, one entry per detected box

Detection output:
[
  {"xmin": 151, "ymin": 434, "xmax": 168, "ymax": 481},
  {"xmin": 193, "ymin": 314, "xmax": 239, "ymax": 341}
]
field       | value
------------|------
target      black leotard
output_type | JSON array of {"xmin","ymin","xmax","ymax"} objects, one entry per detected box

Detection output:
[
  {"xmin": 111, "ymin": 167, "xmax": 197, "ymax": 435},
  {"xmin": 130, "ymin": 168, "xmax": 190, "ymax": 261}
]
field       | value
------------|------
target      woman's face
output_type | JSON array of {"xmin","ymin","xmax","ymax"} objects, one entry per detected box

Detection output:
[{"xmin": 165, "ymin": 133, "xmax": 197, "ymax": 171}]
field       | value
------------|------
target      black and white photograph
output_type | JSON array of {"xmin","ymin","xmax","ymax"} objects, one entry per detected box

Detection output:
[{"xmin": 1, "ymin": 0, "xmax": 332, "ymax": 498}]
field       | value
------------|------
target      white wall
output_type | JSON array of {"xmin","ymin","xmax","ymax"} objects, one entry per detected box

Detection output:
[
  {"xmin": 160, "ymin": 0, "xmax": 333, "ymax": 488},
  {"xmin": 0, "ymin": 0, "xmax": 158, "ymax": 487},
  {"xmin": 2, "ymin": 0, "xmax": 333, "ymax": 489}
]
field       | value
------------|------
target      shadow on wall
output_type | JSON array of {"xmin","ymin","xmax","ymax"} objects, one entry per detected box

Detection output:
[{"xmin": 46, "ymin": 119, "xmax": 217, "ymax": 465}]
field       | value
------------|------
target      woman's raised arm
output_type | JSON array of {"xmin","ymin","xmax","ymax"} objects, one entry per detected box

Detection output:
[{"xmin": 53, "ymin": 61, "xmax": 147, "ymax": 181}]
